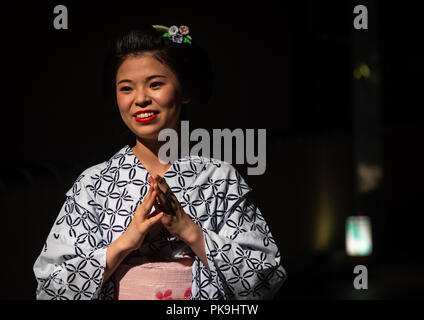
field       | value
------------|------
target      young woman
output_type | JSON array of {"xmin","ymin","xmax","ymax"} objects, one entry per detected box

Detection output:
[{"xmin": 33, "ymin": 24, "xmax": 286, "ymax": 300}]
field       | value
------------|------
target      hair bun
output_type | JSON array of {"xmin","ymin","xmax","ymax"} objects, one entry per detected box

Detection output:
[{"xmin": 107, "ymin": 23, "xmax": 213, "ymax": 104}]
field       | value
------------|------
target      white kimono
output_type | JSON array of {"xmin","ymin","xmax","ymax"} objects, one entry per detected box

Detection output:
[{"xmin": 33, "ymin": 145, "xmax": 286, "ymax": 299}]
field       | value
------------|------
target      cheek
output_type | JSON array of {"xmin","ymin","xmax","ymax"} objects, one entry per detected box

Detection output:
[
  {"xmin": 155, "ymin": 87, "xmax": 180, "ymax": 108},
  {"xmin": 116, "ymin": 92, "xmax": 131, "ymax": 111}
]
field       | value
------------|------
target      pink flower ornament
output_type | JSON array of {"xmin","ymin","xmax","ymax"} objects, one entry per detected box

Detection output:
[{"xmin": 179, "ymin": 25, "xmax": 190, "ymax": 35}]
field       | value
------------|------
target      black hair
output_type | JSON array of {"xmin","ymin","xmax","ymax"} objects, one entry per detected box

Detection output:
[{"xmin": 103, "ymin": 23, "xmax": 214, "ymax": 109}]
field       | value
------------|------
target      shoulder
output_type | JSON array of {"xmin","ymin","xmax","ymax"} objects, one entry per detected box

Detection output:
[
  {"xmin": 65, "ymin": 145, "xmax": 130, "ymax": 197},
  {"xmin": 177, "ymin": 155, "xmax": 251, "ymax": 193},
  {"xmin": 79, "ymin": 161, "xmax": 109, "ymax": 182},
  {"xmin": 65, "ymin": 162, "xmax": 107, "ymax": 198},
  {"xmin": 176, "ymin": 155, "xmax": 238, "ymax": 177}
]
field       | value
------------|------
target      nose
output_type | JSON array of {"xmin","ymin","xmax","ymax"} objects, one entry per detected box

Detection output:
[{"xmin": 135, "ymin": 87, "xmax": 152, "ymax": 108}]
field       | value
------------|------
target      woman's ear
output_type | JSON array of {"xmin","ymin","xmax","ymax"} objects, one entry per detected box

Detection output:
[{"xmin": 181, "ymin": 96, "xmax": 191, "ymax": 105}]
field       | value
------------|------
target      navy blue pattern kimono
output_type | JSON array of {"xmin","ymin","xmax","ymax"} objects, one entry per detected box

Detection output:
[{"xmin": 33, "ymin": 145, "xmax": 286, "ymax": 299}]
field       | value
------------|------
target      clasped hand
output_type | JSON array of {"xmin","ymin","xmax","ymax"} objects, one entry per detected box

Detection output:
[{"xmin": 122, "ymin": 175, "xmax": 197, "ymax": 251}]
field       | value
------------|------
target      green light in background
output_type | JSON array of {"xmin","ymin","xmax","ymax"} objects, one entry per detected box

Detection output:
[
  {"xmin": 353, "ymin": 63, "xmax": 371, "ymax": 79},
  {"xmin": 346, "ymin": 216, "xmax": 373, "ymax": 256}
]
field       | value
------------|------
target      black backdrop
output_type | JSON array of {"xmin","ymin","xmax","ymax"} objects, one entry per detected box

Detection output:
[{"xmin": 0, "ymin": 1, "xmax": 423, "ymax": 300}]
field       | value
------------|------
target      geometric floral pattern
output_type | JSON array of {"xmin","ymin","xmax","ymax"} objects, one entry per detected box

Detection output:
[{"xmin": 33, "ymin": 145, "xmax": 286, "ymax": 300}]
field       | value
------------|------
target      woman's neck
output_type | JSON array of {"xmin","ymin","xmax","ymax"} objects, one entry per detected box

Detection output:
[{"xmin": 131, "ymin": 137, "xmax": 173, "ymax": 178}]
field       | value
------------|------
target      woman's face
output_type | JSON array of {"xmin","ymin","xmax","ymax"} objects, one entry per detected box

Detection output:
[{"xmin": 116, "ymin": 53, "xmax": 189, "ymax": 141}]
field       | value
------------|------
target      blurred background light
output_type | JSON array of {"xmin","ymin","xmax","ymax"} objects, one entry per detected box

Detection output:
[
  {"xmin": 353, "ymin": 63, "xmax": 371, "ymax": 79},
  {"xmin": 346, "ymin": 215, "xmax": 373, "ymax": 256}
]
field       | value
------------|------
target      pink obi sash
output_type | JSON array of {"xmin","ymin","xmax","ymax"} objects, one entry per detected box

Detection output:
[{"xmin": 114, "ymin": 255, "xmax": 194, "ymax": 300}]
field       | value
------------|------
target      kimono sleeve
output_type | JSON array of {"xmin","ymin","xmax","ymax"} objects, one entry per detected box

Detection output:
[
  {"xmin": 193, "ymin": 165, "xmax": 287, "ymax": 300},
  {"xmin": 33, "ymin": 173, "xmax": 107, "ymax": 300}
]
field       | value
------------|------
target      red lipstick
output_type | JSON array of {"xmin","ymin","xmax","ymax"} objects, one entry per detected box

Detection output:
[{"xmin": 134, "ymin": 110, "xmax": 159, "ymax": 123}]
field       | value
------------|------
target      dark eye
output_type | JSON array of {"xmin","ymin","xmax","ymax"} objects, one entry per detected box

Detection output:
[
  {"xmin": 119, "ymin": 86, "xmax": 132, "ymax": 92},
  {"xmin": 150, "ymin": 82, "xmax": 163, "ymax": 88}
]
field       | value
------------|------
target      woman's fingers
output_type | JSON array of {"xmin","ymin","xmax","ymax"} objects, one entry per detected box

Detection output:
[
  {"xmin": 147, "ymin": 175, "xmax": 180, "ymax": 216},
  {"xmin": 155, "ymin": 175, "xmax": 169, "ymax": 194},
  {"xmin": 156, "ymin": 187, "xmax": 176, "ymax": 215},
  {"xmin": 147, "ymin": 211, "xmax": 164, "ymax": 226},
  {"xmin": 148, "ymin": 177, "xmax": 166, "ymax": 209},
  {"xmin": 144, "ymin": 188, "xmax": 158, "ymax": 214},
  {"xmin": 136, "ymin": 187, "xmax": 157, "ymax": 219},
  {"xmin": 156, "ymin": 175, "xmax": 179, "ymax": 204},
  {"xmin": 153, "ymin": 197, "xmax": 163, "ymax": 213}
]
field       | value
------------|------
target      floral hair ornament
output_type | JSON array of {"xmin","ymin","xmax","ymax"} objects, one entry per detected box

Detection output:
[{"xmin": 152, "ymin": 25, "xmax": 192, "ymax": 44}]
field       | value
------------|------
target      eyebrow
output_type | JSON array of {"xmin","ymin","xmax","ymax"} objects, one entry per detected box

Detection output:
[{"xmin": 117, "ymin": 75, "xmax": 168, "ymax": 85}]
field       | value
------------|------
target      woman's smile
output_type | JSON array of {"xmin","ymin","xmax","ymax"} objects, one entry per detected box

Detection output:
[{"xmin": 134, "ymin": 109, "xmax": 160, "ymax": 123}]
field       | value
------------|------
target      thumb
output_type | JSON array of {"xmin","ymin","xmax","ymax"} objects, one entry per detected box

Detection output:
[
  {"xmin": 133, "ymin": 201, "xmax": 144, "ymax": 218},
  {"xmin": 147, "ymin": 211, "xmax": 164, "ymax": 226}
]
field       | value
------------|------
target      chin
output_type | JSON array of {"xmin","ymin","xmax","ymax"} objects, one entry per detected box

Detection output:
[{"xmin": 134, "ymin": 130, "xmax": 160, "ymax": 141}]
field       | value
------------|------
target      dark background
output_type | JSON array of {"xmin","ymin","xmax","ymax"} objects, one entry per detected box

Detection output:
[{"xmin": 0, "ymin": 0, "xmax": 423, "ymax": 299}]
